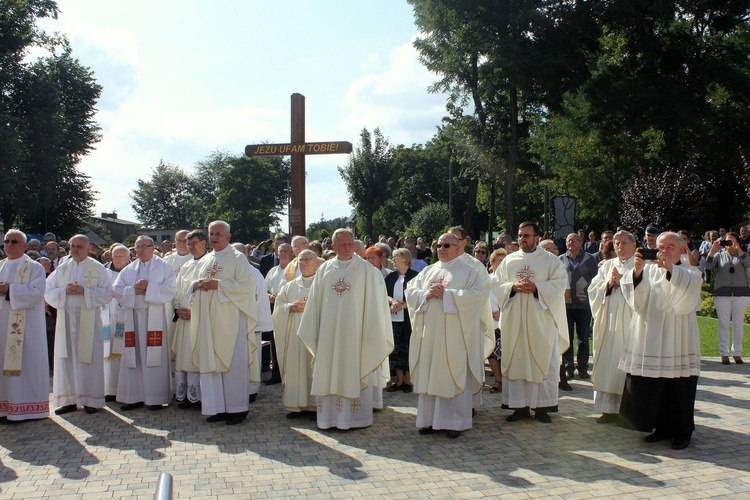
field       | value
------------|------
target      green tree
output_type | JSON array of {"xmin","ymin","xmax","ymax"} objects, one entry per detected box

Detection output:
[
  {"xmin": 306, "ymin": 215, "xmax": 348, "ymax": 240},
  {"xmin": 338, "ymin": 128, "xmax": 392, "ymax": 237},
  {"xmin": 0, "ymin": 1, "xmax": 101, "ymax": 235},
  {"xmin": 211, "ymin": 155, "xmax": 290, "ymax": 243},
  {"xmin": 406, "ymin": 202, "xmax": 450, "ymax": 242},
  {"xmin": 130, "ymin": 161, "xmax": 202, "ymax": 228}
]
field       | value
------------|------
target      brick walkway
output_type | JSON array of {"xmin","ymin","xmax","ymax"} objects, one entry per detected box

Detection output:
[{"xmin": 1, "ymin": 358, "xmax": 749, "ymax": 499}]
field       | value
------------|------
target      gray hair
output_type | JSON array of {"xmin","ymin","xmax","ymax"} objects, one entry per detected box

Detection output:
[
  {"xmin": 392, "ymin": 247, "xmax": 413, "ymax": 268},
  {"xmin": 209, "ymin": 220, "xmax": 231, "ymax": 232},
  {"xmin": 332, "ymin": 228, "xmax": 354, "ymax": 244},
  {"xmin": 614, "ymin": 230, "xmax": 636, "ymax": 244},
  {"xmin": 374, "ymin": 242, "xmax": 391, "ymax": 258}
]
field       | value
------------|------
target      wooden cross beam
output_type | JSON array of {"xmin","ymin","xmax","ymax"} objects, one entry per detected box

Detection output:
[{"xmin": 245, "ymin": 93, "xmax": 352, "ymax": 236}]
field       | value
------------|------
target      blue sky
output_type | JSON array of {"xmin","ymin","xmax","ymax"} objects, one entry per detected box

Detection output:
[{"xmin": 38, "ymin": 1, "xmax": 449, "ymax": 233}]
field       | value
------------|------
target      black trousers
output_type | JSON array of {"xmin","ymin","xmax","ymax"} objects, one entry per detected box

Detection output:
[{"xmin": 618, "ymin": 374, "xmax": 698, "ymax": 440}]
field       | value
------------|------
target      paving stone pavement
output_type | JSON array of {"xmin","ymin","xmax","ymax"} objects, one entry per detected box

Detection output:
[{"xmin": 1, "ymin": 358, "xmax": 750, "ymax": 499}]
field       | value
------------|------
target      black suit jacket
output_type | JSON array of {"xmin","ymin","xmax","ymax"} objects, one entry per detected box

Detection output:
[
  {"xmin": 384, "ymin": 268, "xmax": 418, "ymax": 335},
  {"xmin": 260, "ymin": 253, "xmax": 279, "ymax": 277}
]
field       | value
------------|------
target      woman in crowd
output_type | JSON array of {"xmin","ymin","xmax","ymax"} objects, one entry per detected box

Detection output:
[
  {"xmin": 384, "ymin": 248, "xmax": 418, "ymax": 393},
  {"xmin": 473, "ymin": 242, "xmax": 491, "ymax": 271},
  {"xmin": 487, "ymin": 248, "xmax": 508, "ymax": 393},
  {"xmin": 252, "ymin": 240, "xmax": 271, "ymax": 260},
  {"xmin": 706, "ymin": 231, "xmax": 750, "ymax": 364},
  {"xmin": 679, "ymin": 230, "xmax": 700, "ymax": 266}
]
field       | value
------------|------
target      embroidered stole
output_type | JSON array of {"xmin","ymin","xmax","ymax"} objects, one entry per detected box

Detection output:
[
  {"xmin": 54, "ymin": 259, "xmax": 101, "ymax": 364},
  {"xmin": 1, "ymin": 258, "xmax": 32, "ymax": 375},
  {"xmin": 122, "ymin": 261, "xmax": 165, "ymax": 369}
]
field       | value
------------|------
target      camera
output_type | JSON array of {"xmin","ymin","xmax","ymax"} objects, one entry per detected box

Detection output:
[
  {"xmin": 492, "ymin": 243, "xmax": 505, "ymax": 250},
  {"xmin": 639, "ymin": 248, "xmax": 659, "ymax": 260},
  {"xmin": 720, "ymin": 240, "xmax": 734, "ymax": 247}
]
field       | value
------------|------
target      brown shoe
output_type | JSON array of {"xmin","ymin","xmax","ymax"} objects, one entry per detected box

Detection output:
[
  {"xmin": 722, "ymin": 356, "xmax": 730, "ymax": 365},
  {"xmin": 734, "ymin": 356, "xmax": 744, "ymax": 364}
]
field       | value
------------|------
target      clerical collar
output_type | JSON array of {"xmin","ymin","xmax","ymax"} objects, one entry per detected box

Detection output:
[
  {"xmin": 618, "ymin": 256, "xmax": 632, "ymax": 266},
  {"xmin": 193, "ymin": 252, "xmax": 207, "ymax": 260},
  {"xmin": 6, "ymin": 254, "xmax": 27, "ymax": 262},
  {"xmin": 213, "ymin": 245, "xmax": 231, "ymax": 255},
  {"xmin": 439, "ymin": 257, "xmax": 461, "ymax": 269}
]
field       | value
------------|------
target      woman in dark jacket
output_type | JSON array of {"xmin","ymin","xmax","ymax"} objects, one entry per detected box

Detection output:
[{"xmin": 385, "ymin": 248, "xmax": 419, "ymax": 392}]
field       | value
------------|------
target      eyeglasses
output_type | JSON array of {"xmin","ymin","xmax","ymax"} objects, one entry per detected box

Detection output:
[
  {"xmin": 437, "ymin": 243, "xmax": 457, "ymax": 249},
  {"xmin": 474, "ymin": 250, "xmax": 487, "ymax": 254},
  {"xmin": 2, "ymin": 239, "xmax": 21, "ymax": 245}
]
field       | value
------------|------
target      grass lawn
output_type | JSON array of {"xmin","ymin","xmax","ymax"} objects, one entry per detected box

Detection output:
[{"xmin": 697, "ymin": 316, "xmax": 750, "ymax": 357}]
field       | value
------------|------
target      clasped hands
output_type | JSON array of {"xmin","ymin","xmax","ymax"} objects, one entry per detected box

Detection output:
[
  {"xmin": 389, "ymin": 300, "xmax": 406, "ymax": 314},
  {"xmin": 426, "ymin": 283, "xmax": 445, "ymax": 300},
  {"xmin": 608, "ymin": 268, "xmax": 622, "ymax": 289},
  {"xmin": 289, "ymin": 298, "xmax": 307, "ymax": 313},
  {"xmin": 134, "ymin": 279, "xmax": 149, "ymax": 295},
  {"xmin": 66, "ymin": 282, "xmax": 85, "ymax": 295},
  {"xmin": 193, "ymin": 278, "xmax": 219, "ymax": 292},
  {"xmin": 0, "ymin": 282, "xmax": 9, "ymax": 296},
  {"xmin": 176, "ymin": 307, "xmax": 191, "ymax": 320},
  {"xmin": 512, "ymin": 277, "xmax": 536, "ymax": 294}
]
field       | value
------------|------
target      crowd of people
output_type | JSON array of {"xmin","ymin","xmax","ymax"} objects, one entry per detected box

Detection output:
[{"xmin": 0, "ymin": 221, "xmax": 744, "ymax": 450}]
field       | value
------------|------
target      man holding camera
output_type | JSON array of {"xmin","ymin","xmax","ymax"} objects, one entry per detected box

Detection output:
[{"xmin": 617, "ymin": 232, "xmax": 702, "ymax": 450}]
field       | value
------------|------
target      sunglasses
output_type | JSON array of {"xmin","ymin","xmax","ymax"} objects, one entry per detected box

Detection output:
[
  {"xmin": 474, "ymin": 250, "xmax": 487, "ymax": 254},
  {"xmin": 3, "ymin": 239, "xmax": 22, "ymax": 245},
  {"xmin": 437, "ymin": 243, "xmax": 456, "ymax": 249}
]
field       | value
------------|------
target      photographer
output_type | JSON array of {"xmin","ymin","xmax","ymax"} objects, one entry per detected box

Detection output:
[
  {"xmin": 706, "ymin": 231, "xmax": 750, "ymax": 365},
  {"xmin": 618, "ymin": 232, "xmax": 702, "ymax": 450}
]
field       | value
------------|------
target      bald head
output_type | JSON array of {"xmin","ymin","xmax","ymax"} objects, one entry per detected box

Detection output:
[
  {"xmin": 69, "ymin": 234, "xmax": 90, "ymax": 263},
  {"xmin": 291, "ymin": 235, "xmax": 309, "ymax": 256},
  {"xmin": 298, "ymin": 249, "xmax": 321, "ymax": 277}
]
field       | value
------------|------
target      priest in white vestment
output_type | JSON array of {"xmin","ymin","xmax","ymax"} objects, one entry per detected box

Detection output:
[
  {"xmin": 272, "ymin": 249, "xmax": 321, "ymax": 418},
  {"xmin": 264, "ymin": 242, "xmax": 294, "ymax": 385},
  {"xmin": 492, "ymin": 221, "xmax": 568, "ymax": 423},
  {"xmin": 406, "ymin": 233, "xmax": 488, "ymax": 438},
  {"xmin": 46, "ymin": 234, "xmax": 112, "ymax": 415},
  {"xmin": 618, "ymin": 232, "xmax": 701, "ymax": 450},
  {"xmin": 192, "ymin": 221, "xmax": 258, "ymax": 426},
  {"xmin": 162, "ymin": 230, "xmax": 192, "ymax": 370},
  {"xmin": 113, "ymin": 236, "xmax": 176, "ymax": 411},
  {"xmin": 248, "ymin": 261, "xmax": 272, "ymax": 402},
  {"xmin": 102, "ymin": 245, "xmax": 130, "ymax": 401},
  {"xmin": 298, "ymin": 229, "xmax": 393, "ymax": 430},
  {"xmin": 172, "ymin": 230, "xmax": 208, "ymax": 409},
  {"xmin": 588, "ymin": 231, "xmax": 637, "ymax": 423},
  {"xmin": 0, "ymin": 229, "xmax": 49, "ymax": 423},
  {"xmin": 449, "ymin": 227, "xmax": 497, "ymax": 410}
]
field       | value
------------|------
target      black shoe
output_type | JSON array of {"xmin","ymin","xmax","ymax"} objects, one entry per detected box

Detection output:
[
  {"xmin": 472, "ymin": 408, "xmax": 476, "ymax": 417},
  {"xmin": 226, "ymin": 411, "xmax": 248, "ymax": 425},
  {"xmin": 506, "ymin": 407, "xmax": 531, "ymax": 422},
  {"xmin": 84, "ymin": 406, "xmax": 98, "ymax": 414},
  {"xmin": 178, "ymin": 400, "xmax": 200, "ymax": 410},
  {"xmin": 206, "ymin": 413, "xmax": 227, "ymax": 423},
  {"xmin": 0, "ymin": 416, "xmax": 23, "ymax": 425},
  {"xmin": 559, "ymin": 381, "xmax": 573, "ymax": 391},
  {"xmin": 55, "ymin": 404, "xmax": 77, "ymax": 415},
  {"xmin": 264, "ymin": 378, "xmax": 282, "ymax": 385},
  {"xmin": 104, "ymin": 395, "xmax": 116, "ymax": 403},
  {"xmin": 578, "ymin": 371, "xmax": 591, "ymax": 379},
  {"xmin": 566, "ymin": 372, "xmax": 575, "ymax": 380},
  {"xmin": 120, "ymin": 402, "xmax": 144, "ymax": 411},
  {"xmin": 645, "ymin": 430, "xmax": 670, "ymax": 443},
  {"xmin": 596, "ymin": 413, "xmax": 618, "ymax": 424},
  {"xmin": 418, "ymin": 426, "xmax": 436, "ymax": 435},
  {"xmin": 722, "ymin": 356, "xmax": 730, "ymax": 365},
  {"xmin": 671, "ymin": 438, "xmax": 691, "ymax": 450},
  {"xmin": 248, "ymin": 394, "xmax": 257, "ymax": 403},
  {"xmin": 403, "ymin": 384, "xmax": 413, "ymax": 394},
  {"xmin": 535, "ymin": 411, "xmax": 551, "ymax": 423},
  {"xmin": 734, "ymin": 356, "xmax": 744, "ymax": 364},
  {"xmin": 287, "ymin": 411, "xmax": 307, "ymax": 419},
  {"xmin": 446, "ymin": 430, "xmax": 462, "ymax": 438},
  {"xmin": 386, "ymin": 384, "xmax": 404, "ymax": 392},
  {"xmin": 150, "ymin": 404, "xmax": 165, "ymax": 411}
]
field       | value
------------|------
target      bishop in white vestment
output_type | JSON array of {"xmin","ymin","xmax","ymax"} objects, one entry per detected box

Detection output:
[
  {"xmin": 298, "ymin": 229, "xmax": 393, "ymax": 430},
  {"xmin": 113, "ymin": 237, "xmax": 176, "ymax": 410},
  {"xmin": 406, "ymin": 233, "xmax": 488, "ymax": 438},
  {"xmin": 103, "ymin": 245, "xmax": 130, "ymax": 400},
  {"xmin": 46, "ymin": 235, "xmax": 113, "ymax": 414},
  {"xmin": 0, "ymin": 230, "xmax": 49, "ymax": 422}
]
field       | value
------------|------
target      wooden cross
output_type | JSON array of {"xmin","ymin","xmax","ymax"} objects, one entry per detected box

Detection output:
[{"xmin": 245, "ymin": 93, "xmax": 352, "ymax": 236}]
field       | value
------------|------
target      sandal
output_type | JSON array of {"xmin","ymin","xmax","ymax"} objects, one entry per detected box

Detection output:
[{"xmin": 489, "ymin": 381, "xmax": 502, "ymax": 393}]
